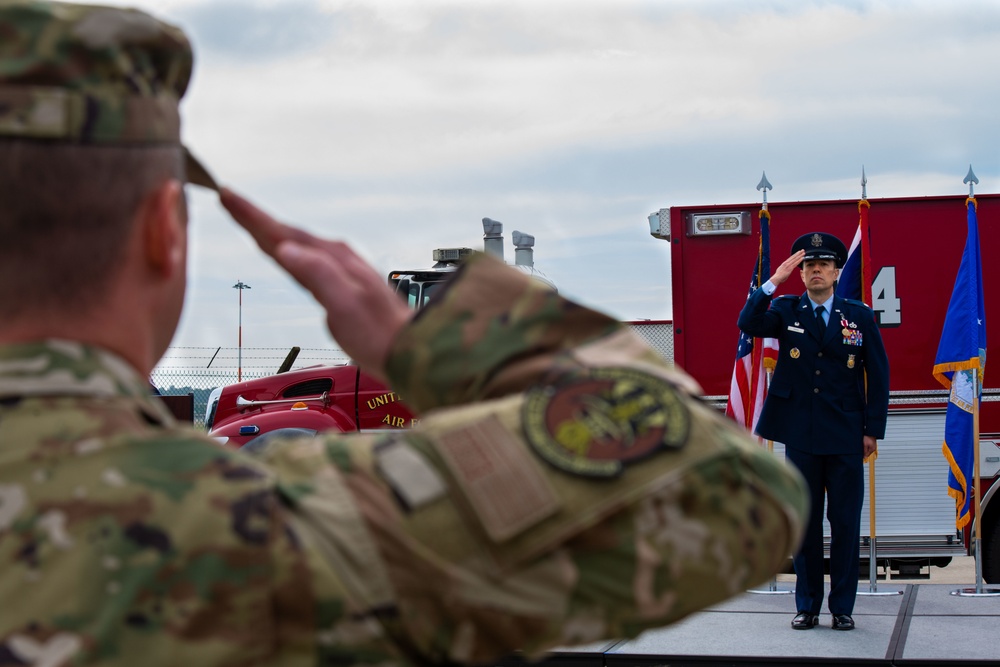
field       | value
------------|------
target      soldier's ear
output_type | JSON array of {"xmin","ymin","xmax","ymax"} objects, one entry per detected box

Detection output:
[{"xmin": 140, "ymin": 179, "xmax": 186, "ymax": 279}]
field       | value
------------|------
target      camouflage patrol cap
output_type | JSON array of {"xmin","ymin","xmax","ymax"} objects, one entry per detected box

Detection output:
[{"xmin": 0, "ymin": 0, "xmax": 217, "ymax": 190}]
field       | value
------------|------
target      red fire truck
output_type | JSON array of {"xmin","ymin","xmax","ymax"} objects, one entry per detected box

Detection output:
[
  {"xmin": 648, "ymin": 192, "xmax": 1000, "ymax": 582},
  {"xmin": 205, "ymin": 222, "xmax": 555, "ymax": 451}
]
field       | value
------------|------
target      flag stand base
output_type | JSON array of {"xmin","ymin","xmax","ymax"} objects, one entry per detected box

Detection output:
[
  {"xmin": 858, "ymin": 587, "xmax": 903, "ymax": 597},
  {"xmin": 951, "ymin": 587, "xmax": 1000, "ymax": 597},
  {"xmin": 747, "ymin": 577, "xmax": 793, "ymax": 595},
  {"xmin": 857, "ymin": 542, "xmax": 903, "ymax": 596},
  {"xmin": 951, "ymin": 538, "xmax": 1000, "ymax": 596}
]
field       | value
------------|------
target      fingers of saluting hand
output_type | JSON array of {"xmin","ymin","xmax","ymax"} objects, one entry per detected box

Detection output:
[
  {"xmin": 218, "ymin": 187, "xmax": 412, "ymax": 379},
  {"xmin": 275, "ymin": 239, "xmax": 387, "ymax": 313},
  {"xmin": 275, "ymin": 240, "xmax": 412, "ymax": 379},
  {"xmin": 218, "ymin": 187, "xmax": 397, "ymax": 317},
  {"xmin": 772, "ymin": 250, "xmax": 805, "ymax": 285},
  {"xmin": 219, "ymin": 187, "xmax": 317, "ymax": 257},
  {"xmin": 782, "ymin": 250, "xmax": 806, "ymax": 273}
]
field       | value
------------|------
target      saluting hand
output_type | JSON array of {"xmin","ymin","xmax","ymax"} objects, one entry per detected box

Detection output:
[
  {"xmin": 219, "ymin": 188, "xmax": 412, "ymax": 383},
  {"xmin": 770, "ymin": 249, "xmax": 806, "ymax": 286}
]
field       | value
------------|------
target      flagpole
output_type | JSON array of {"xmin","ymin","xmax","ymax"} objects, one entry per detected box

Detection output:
[
  {"xmin": 951, "ymin": 169, "xmax": 1000, "ymax": 597},
  {"xmin": 974, "ymin": 368, "xmax": 984, "ymax": 593},
  {"xmin": 747, "ymin": 171, "xmax": 792, "ymax": 596},
  {"xmin": 969, "ymin": 170, "xmax": 983, "ymax": 589},
  {"xmin": 855, "ymin": 168, "xmax": 901, "ymax": 597},
  {"xmin": 954, "ymin": 367, "xmax": 999, "ymax": 596}
]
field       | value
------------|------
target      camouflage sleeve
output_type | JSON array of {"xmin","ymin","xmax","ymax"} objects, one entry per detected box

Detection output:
[
  {"xmin": 264, "ymin": 401, "xmax": 806, "ymax": 664},
  {"xmin": 262, "ymin": 253, "xmax": 808, "ymax": 664}
]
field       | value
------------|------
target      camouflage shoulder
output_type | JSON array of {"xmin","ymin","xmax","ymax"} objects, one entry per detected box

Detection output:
[{"xmin": 118, "ymin": 424, "xmax": 278, "ymax": 489}]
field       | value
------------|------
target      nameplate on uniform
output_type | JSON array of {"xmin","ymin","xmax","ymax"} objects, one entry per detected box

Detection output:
[{"xmin": 787, "ymin": 326, "xmax": 804, "ymax": 333}]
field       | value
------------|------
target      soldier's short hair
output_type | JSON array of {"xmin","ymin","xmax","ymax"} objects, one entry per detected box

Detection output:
[{"xmin": 0, "ymin": 140, "xmax": 184, "ymax": 318}]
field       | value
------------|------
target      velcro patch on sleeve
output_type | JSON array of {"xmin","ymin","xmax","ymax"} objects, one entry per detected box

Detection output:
[
  {"xmin": 435, "ymin": 414, "xmax": 561, "ymax": 543},
  {"xmin": 375, "ymin": 440, "xmax": 448, "ymax": 510}
]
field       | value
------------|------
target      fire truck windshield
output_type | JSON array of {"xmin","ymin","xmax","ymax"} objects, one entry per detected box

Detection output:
[{"xmin": 389, "ymin": 271, "xmax": 452, "ymax": 309}]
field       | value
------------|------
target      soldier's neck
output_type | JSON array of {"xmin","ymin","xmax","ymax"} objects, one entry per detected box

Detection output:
[{"xmin": 807, "ymin": 287, "xmax": 834, "ymax": 303}]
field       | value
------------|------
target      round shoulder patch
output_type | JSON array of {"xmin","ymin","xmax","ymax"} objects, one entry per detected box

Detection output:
[{"xmin": 522, "ymin": 367, "xmax": 690, "ymax": 478}]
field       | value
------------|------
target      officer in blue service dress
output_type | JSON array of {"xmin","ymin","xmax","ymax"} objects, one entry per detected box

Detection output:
[{"xmin": 738, "ymin": 232, "xmax": 890, "ymax": 631}]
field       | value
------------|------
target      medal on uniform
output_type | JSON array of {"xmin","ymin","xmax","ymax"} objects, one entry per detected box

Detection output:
[
  {"xmin": 842, "ymin": 328, "xmax": 850, "ymax": 336},
  {"xmin": 848, "ymin": 354, "xmax": 856, "ymax": 369},
  {"xmin": 790, "ymin": 347, "xmax": 800, "ymax": 359}
]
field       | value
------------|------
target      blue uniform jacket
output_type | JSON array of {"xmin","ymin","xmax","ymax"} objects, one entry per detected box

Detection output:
[{"xmin": 737, "ymin": 289, "xmax": 890, "ymax": 455}]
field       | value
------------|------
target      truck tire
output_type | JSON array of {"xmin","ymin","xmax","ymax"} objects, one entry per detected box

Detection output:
[{"xmin": 984, "ymin": 514, "xmax": 1000, "ymax": 584}]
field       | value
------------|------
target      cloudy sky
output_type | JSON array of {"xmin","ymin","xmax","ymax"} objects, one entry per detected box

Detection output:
[{"xmin": 103, "ymin": 0, "xmax": 1000, "ymax": 368}]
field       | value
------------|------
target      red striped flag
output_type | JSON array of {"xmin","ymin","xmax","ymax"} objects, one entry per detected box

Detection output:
[
  {"xmin": 837, "ymin": 198, "xmax": 872, "ymax": 304},
  {"xmin": 726, "ymin": 208, "xmax": 778, "ymax": 433}
]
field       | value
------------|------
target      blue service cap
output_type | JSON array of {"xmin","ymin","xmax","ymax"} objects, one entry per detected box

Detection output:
[{"xmin": 791, "ymin": 232, "xmax": 848, "ymax": 268}]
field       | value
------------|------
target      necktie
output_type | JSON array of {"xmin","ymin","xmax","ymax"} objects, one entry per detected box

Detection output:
[{"xmin": 815, "ymin": 305, "xmax": 827, "ymax": 334}]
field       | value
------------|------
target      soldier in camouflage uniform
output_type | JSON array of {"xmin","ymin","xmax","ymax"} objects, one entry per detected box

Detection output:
[{"xmin": 0, "ymin": 2, "xmax": 808, "ymax": 666}]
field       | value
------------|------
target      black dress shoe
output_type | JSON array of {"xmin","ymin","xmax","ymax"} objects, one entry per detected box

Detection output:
[
  {"xmin": 832, "ymin": 614, "xmax": 855, "ymax": 631},
  {"xmin": 791, "ymin": 612, "xmax": 818, "ymax": 629}
]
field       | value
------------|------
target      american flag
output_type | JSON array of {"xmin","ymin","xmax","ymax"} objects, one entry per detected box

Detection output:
[{"xmin": 726, "ymin": 208, "xmax": 778, "ymax": 433}]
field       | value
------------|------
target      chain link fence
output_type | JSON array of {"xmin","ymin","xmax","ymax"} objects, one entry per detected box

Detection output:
[{"xmin": 150, "ymin": 346, "xmax": 350, "ymax": 429}]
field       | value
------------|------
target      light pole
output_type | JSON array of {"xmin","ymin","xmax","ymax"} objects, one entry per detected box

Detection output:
[{"xmin": 233, "ymin": 280, "xmax": 251, "ymax": 381}]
